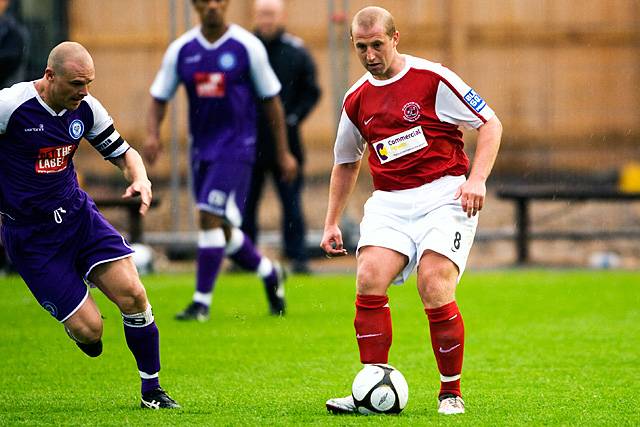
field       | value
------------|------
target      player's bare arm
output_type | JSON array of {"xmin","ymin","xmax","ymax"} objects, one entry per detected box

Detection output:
[
  {"xmin": 320, "ymin": 161, "xmax": 361, "ymax": 257},
  {"xmin": 143, "ymin": 98, "xmax": 168, "ymax": 166},
  {"xmin": 261, "ymin": 95, "xmax": 298, "ymax": 182},
  {"xmin": 455, "ymin": 115, "xmax": 503, "ymax": 217},
  {"xmin": 110, "ymin": 148, "xmax": 153, "ymax": 215}
]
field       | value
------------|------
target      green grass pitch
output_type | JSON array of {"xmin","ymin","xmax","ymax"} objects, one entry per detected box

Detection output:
[{"xmin": 0, "ymin": 269, "xmax": 638, "ymax": 425}]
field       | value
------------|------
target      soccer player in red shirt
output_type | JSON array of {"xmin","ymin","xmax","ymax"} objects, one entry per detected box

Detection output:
[{"xmin": 321, "ymin": 6, "xmax": 502, "ymax": 415}]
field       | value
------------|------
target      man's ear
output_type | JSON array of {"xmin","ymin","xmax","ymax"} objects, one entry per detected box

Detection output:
[{"xmin": 44, "ymin": 68, "xmax": 55, "ymax": 81}]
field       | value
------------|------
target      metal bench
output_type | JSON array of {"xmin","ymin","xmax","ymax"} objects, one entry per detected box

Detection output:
[
  {"xmin": 94, "ymin": 197, "xmax": 159, "ymax": 243},
  {"xmin": 496, "ymin": 184, "xmax": 640, "ymax": 264}
]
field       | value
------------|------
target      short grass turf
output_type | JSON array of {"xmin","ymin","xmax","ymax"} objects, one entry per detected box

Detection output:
[{"xmin": 0, "ymin": 269, "xmax": 639, "ymax": 426}]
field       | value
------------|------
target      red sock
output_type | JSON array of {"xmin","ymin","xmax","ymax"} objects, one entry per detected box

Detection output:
[
  {"xmin": 425, "ymin": 301, "xmax": 464, "ymax": 398},
  {"xmin": 354, "ymin": 294, "xmax": 392, "ymax": 364}
]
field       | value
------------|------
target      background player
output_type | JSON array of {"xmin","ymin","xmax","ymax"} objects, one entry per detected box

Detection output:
[
  {"xmin": 0, "ymin": 0, "xmax": 28, "ymax": 88},
  {"xmin": 145, "ymin": 0, "xmax": 298, "ymax": 320},
  {"xmin": 320, "ymin": 7, "xmax": 502, "ymax": 415},
  {"xmin": 0, "ymin": 41, "xmax": 179, "ymax": 409},
  {"xmin": 241, "ymin": 0, "xmax": 321, "ymax": 274}
]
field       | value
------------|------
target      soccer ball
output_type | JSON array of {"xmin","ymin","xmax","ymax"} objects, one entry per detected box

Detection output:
[
  {"xmin": 131, "ymin": 243, "xmax": 154, "ymax": 275},
  {"xmin": 351, "ymin": 364, "xmax": 408, "ymax": 414}
]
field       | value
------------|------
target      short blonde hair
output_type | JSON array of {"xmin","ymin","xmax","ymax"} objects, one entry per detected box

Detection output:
[{"xmin": 350, "ymin": 6, "xmax": 396, "ymax": 38}]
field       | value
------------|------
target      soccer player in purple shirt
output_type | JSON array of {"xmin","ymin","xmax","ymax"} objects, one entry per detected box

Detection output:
[
  {"xmin": 145, "ymin": 0, "xmax": 298, "ymax": 321},
  {"xmin": 0, "ymin": 42, "xmax": 179, "ymax": 409}
]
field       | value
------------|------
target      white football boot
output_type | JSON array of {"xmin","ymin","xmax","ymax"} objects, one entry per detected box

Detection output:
[
  {"xmin": 438, "ymin": 395, "xmax": 465, "ymax": 414},
  {"xmin": 326, "ymin": 395, "xmax": 357, "ymax": 414}
]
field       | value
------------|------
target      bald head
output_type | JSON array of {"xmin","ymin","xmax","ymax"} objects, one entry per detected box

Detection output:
[
  {"xmin": 351, "ymin": 6, "xmax": 396, "ymax": 38},
  {"xmin": 254, "ymin": 0, "xmax": 285, "ymax": 40},
  {"xmin": 47, "ymin": 41, "xmax": 94, "ymax": 76},
  {"xmin": 0, "ymin": 0, "xmax": 10, "ymax": 17},
  {"xmin": 254, "ymin": 0, "xmax": 284, "ymax": 13},
  {"xmin": 39, "ymin": 41, "xmax": 95, "ymax": 112}
]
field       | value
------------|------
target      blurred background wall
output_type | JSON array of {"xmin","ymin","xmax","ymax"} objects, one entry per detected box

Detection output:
[
  {"xmin": 10, "ymin": 0, "xmax": 640, "ymax": 265},
  {"xmin": 62, "ymin": 0, "xmax": 640, "ymax": 174}
]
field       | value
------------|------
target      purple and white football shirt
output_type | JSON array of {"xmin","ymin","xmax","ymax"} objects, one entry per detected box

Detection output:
[
  {"xmin": 150, "ymin": 24, "xmax": 281, "ymax": 164},
  {"xmin": 0, "ymin": 82, "xmax": 134, "ymax": 322},
  {"xmin": 0, "ymin": 81, "xmax": 130, "ymax": 222}
]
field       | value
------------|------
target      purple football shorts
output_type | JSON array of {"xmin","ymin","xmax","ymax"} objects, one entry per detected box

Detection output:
[
  {"xmin": 192, "ymin": 159, "xmax": 252, "ymax": 227},
  {"xmin": 1, "ymin": 190, "xmax": 133, "ymax": 322}
]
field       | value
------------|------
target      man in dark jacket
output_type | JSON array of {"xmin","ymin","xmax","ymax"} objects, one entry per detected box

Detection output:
[
  {"xmin": 244, "ymin": 0, "xmax": 321, "ymax": 273},
  {"xmin": 0, "ymin": 0, "xmax": 27, "ymax": 88},
  {"xmin": 0, "ymin": 0, "xmax": 27, "ymax": 271}
]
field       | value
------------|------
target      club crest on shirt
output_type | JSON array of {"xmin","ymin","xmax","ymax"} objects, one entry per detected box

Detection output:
[
  {"xmin": 219, "ymin": 52, "xmax": 236, "ymax": 71},
  {"xmin": 68, "ymin": 119, "xmax": 84, "ymax": 139},
  {"xmin": 402, "ymin": 102, "xmax": 421, "ymax": 122}
]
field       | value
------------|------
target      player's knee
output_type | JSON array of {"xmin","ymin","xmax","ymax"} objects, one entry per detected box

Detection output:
[
  {"xmin": 418, "ymin": 279, "xmax": 446, "ymax": 299},
  {"xmin": 419, "ymin": 255, "xmax": 457, "ymax": 285},
  {"xmin": 71, "ymin": 318, "xmax": 103, "ymax": 344},
  {"xmin": 418, "ymin": 269, "xmax": 457, "ymax": 307},
  {"xmin": 85, "ymin": 321, "xmax": 103, "ymax": 343},
  {"xmin": 200, "ymin": 211, "xmax": 225, "ymax": 230},
  {"xmin": 356, "ymin": 267, "xmax": 387, "ymax": 295},
  {"xmin": 117, "ymin": 281, "xmax": 149, "ymax": 313}
]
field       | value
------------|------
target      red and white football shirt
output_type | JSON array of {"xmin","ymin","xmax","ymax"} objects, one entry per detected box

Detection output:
[{"xmin": 334, "ymin": 55, "xmax": 495, "ymax": 191}]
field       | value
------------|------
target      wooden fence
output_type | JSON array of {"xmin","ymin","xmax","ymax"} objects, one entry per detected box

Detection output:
[{"xmin": 68, "ymin": 0, "xmax": 640, "ymax": 176}]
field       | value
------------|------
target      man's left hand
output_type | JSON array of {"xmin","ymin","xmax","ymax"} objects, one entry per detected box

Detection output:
[
  {"xmin": 122, "ymin": 179, "xmax": 153, "ymax": 215},
  {"xmin": 454, "ymin": 178, "xmax": 486, "ymax": 218}
]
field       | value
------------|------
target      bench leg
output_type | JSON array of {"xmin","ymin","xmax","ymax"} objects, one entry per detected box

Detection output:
[
  {"xmin": 515, "ymin": 198, "xmax": 529, "ymax": 264},
  {"xmin": 127, "ymin": 206, "xmax": 142, "ymax": 243}
]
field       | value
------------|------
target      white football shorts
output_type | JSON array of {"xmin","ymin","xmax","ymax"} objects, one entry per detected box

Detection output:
[{"xmin": 357, "ymin": 175, "xmax": 478, "ymax": 284}]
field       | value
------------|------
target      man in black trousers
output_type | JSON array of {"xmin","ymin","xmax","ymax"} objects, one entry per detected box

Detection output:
[{"xmin": 243, "ymin": 0, "xmax": 321, "ymax": 273}]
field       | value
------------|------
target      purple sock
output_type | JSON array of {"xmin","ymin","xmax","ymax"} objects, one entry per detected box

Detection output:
[
  {"xmin": 141, "ymin": 377, "xmax": 160, "ymax": 394},
  {"xmin": 262, "ymin": 263, "xmax": 278, "ymax": 287},
  {"xmin": 196, "ymin": 247, "xmax": 225, "ymax": 295},
  {"xmin": 228, "ymin": 231, "xmax": 262, "ymax": 271},
  {"xmin": 227, "ymin": 228, "xmax": 277, "ymax": 286},
  {"xmin": 123, "ymin": 319, "xmax": 161, "ymax": 394}
]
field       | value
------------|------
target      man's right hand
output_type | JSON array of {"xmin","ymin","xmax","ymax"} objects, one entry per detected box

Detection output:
[
  {"xmin": 143, "ymin": 135, "xmax": 162, "ymax": 166},
  {"xmin": 320, "ymin": 224, "xmax": 348, "ymax": 258}
]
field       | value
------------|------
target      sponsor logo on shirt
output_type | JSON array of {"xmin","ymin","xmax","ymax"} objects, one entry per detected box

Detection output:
[
  {"xmin": 375, "ymin": 143, "xmax": 388, "ymax": 161},
  {"xmin": 402, "ymin": 101, "xmax": 421, "ymax": 122},
  {"xmin": 184, "ymin": 53, "xmax": 202, "ymax": 64},
  {"xmin": 463, "ymin": 89, "xmax": 486, "ymax": 113},
  {"xmin": 373, "ymin": 125, "xmax": 428, "ymax": 164},
  {"xmin": 219, "ymin": 52, "xmax": 236, "ymax": 71},
  {"xmin": 195, "ymin": 72, "xmax": 225, "ymax": 98},
  {"xmin": 24, "ymin": 124, "xmax": 45, "ymax": 132},
  {"xmin": 68, "ymin": 119, "xmax": 84, "ymax": 140},
  {"xmin": 35, "ymin": 144, "xmax": 76, "ymax": 174}
]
